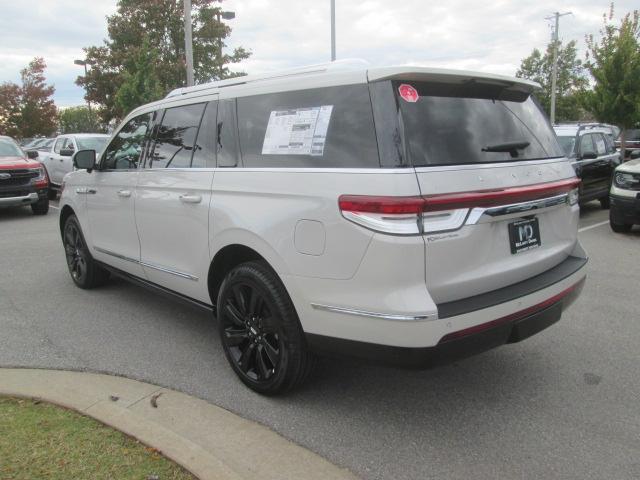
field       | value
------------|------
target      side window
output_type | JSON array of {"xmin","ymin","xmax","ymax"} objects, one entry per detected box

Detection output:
[
  {"xmin": 101, "ymin": 113, "xmax": 152, "ymax": 170},
  {"xmin": 604, "ymin": 134, "xmax": 616, "ymax": 153},
  {"xmin": 594, "ymin": 133, "xmax": 607, "ymax": 156},
  {"xmin": 149, "ymin": 103, "xmax": 206, "ymax": 169},
  {"xmin": 236, "ymin": 84, "xmax": 380, "ymax": 168},
  {"xmin": 580, "ymin": 134, "xmax": 596, "ymax": 157},
  {"xmin": 191, "ymin": 101, "xmax": 218, "ymax": 168},
  {"xmin": 217, "ymin": 99, "xmax": 239, "ymax": 167},
  {"xmin": 53, "ymin": 138, "xmax": 65, "ymax": 154},
  {"xmin": 64, "ymin": 138, "xmax": 75, "ymax": 153}
]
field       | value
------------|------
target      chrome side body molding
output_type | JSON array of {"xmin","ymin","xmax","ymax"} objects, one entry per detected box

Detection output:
[{"xmin": 93, "ymin": 246, "xmax": 199, "ymax": 281}]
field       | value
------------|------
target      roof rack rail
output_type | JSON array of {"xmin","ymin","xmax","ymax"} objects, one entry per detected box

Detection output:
[{"xmin": 165, "ymin": 58, "xmax": 370, "ymax": 99}]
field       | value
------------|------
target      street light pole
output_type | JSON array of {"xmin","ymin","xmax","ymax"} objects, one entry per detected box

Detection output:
[
  {"xmin": 216, "ymin": 11, "xmax": 236, "ymax": 79},
  {"xmin": 546, "ymin": 11, "xmax": 571, "ymax": 125},
  {"xmin": 184, "ymin": 0, "xmax": 194, "ymax": 87},
  {"xmin": 330, "ymin": 0, "xmax": 336, "ymax": 61},
  {"xmin": 74, "ymin": 59, "xmax": 93, "ymax": 124}
]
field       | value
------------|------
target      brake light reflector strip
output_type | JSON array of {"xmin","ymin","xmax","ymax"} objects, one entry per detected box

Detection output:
[
  {"xmin": 438, "ymin": 278, "xmax": 585, "ymax": 343},
  {"xmin": 422, "ymin": 178, "xmax": 581, "ymax": 212},
  {"xmin": 338, "ymin": 178, "xmax": 580, "ymax": 235}
]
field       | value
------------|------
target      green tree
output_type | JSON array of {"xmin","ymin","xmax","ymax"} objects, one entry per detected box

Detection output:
[
  {"xmin": 59, "ymin": 106, "xmax": 105, "ymax": 134},
  {"xmin": 0, "ymin": 58, "xmax": 57, "ymax": 138},
  {"xmin": 517, "ymin": 40, "xmax": 588, "ymax": 122},
  {"xmin": 114, "ymin": 39, "xmax": 164, "ymax": 116},
  {"xmin": 0, "ymin": 83, "xmax": 22, "ymax": 137},
  {"xmin": 78, "ymin": 0, "xmax": 250, "ymax": 122},
  {"xmin": 583, "ymin": 5, "xmax": 640, "ymax": 158}
]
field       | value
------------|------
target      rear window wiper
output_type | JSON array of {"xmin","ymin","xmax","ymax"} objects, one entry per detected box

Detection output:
[{"xmin": 482, "ymin": 141, "xmax": 530, "ymax": 158}]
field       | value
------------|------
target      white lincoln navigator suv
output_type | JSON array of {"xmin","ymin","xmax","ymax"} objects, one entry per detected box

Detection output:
[{"xmin": 59, "ymin": 63, "xmax": 588, "ymax": 394}]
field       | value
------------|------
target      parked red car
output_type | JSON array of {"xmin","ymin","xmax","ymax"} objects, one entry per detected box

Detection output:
[
  {"xmin": 0, "ymin": 136, "xmax": 50, "ymax": 215},
  {"xmin": 615, "ymin": 129, "xmax": 640, "ymax": 158}
]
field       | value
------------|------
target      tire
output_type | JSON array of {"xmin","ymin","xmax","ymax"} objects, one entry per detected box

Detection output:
[
  {"xmin": 217, "ymin": 261, "xmax": 315, "ymax": 395},
  {"xmin": 599, "ymin": 196, "xmax": 610, "ymax": 209},
  {"xmin": 31, "ymin": 197, "xmax": 49, "ymax": 215},
  {"xmin": 47, "ymin": 188, "xmax": 57, "ymax": 200},
  {"xmin": 62, "ymin": 214, "xmax": 110, "ymax": 289},
  {"xmin": 609, "ymin": 212, "xmax": 632, "ymax": 233}
]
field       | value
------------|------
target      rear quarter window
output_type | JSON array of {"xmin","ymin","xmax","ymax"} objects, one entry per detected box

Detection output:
[{"xmin": 237, "ymin": 85, "xmax": 380, "ymax": 168}]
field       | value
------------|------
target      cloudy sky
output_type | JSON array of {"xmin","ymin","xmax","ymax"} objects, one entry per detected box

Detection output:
[{"xmin": 0, "ymin": 0, "xmax": 636, "ymax": 107}]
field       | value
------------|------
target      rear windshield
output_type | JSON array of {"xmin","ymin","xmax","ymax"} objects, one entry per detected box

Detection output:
[
  {"xmin": 0, "ymin": 139, "xmax": 22, "ymax": 157},
  {"xmin": 76, "ymin": 136, "xmax": 108, "ymax": 152},
  {"xmin": 395, "ymin": 81, "xmax": 564, "ymax": 166}
]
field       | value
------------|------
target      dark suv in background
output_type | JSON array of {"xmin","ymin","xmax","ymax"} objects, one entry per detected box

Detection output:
[{"xmin": 554, "ymin": 123, "xmax": 621, "ymax": 208}]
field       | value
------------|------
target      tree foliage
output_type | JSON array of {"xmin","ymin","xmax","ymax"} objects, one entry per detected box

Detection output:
[
  {"xmin": 114, "ymin": 39, "xmax": 165, "ymax": 117},
  {"xmin": 583, "ymin": 5, "xmax": 640, "ymax": 156},
  {"xmin": 59, "ymin": 106, "xmax": 106, "ymax": 134},
  {"xmin": 78, "ymin": 0, "xmax": 251, "ymax": 122},
  {"xmin": 516, "ymin": 40, "xmax": 588, "ymax": 122},
  {"xmin": 0, "ymin": 58, "xmax": 57, "ymax": 138}
]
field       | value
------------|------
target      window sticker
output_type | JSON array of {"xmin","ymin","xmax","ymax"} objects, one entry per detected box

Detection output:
[
  {"xmin": 398, "ymin": 84, "xmax": 419, "ymax": 103},
  {"xmin": 262, "ymin": 105, "xmax": 333, "ymax": 156}
]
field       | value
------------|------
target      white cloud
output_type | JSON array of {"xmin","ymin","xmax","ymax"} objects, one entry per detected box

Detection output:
[{"xmin": 0, "ymin": 0, "xmax": 637, "ymax": 106}]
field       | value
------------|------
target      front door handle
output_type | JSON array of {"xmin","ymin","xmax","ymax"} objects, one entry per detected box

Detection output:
[
  {"xmin": 76, "ymin": 187, "xmax": 96, "ymax": 195},
  {"xmin": 179, "ymin": 194, "xmax": 202, "ymax": 204},
  {"xmin": 117, "ymin": 189, "xmax": 132, "ymax": 198}
]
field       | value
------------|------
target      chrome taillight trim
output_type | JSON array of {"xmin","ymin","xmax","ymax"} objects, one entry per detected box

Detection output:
[{"xmin": 466, "ymin": 193, "xmax": 569, "ymax": 225}]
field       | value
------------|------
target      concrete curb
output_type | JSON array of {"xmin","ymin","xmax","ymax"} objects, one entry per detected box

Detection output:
[{"xmin": 0, "ymin": 368, "xmax": 358, "ymax": 480}]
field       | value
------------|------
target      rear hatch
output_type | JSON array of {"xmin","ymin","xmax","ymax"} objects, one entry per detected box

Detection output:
[{"xmin": 391, "ymin": 77, "xmax": 579, "ymax": 304}]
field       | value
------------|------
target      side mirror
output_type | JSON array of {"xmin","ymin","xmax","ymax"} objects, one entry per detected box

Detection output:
[
  {"xmin": 60, "ymin": 148, "xmax": 75, "ymax": 157},
  {"xmin": 630, "ymin": 150, "xmax": 640, "ymax": 160},
  {"xmin": 26, "ymin": 150, "xmax": 39, "ymax": 159},
  {"xmin": 580, "ymin": 152, "xmax": 598, "ymax": 160},
  {"xmin": 74, "ymin": 149, "xmax": 97, "ymax": 172}
]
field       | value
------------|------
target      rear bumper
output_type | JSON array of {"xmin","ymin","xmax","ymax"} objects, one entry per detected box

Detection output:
[
  {"xmin": 307, "ymin": 277, "xmax": 585, "ymax": 368},
  {"xmin": 610, "ymin": 194, "xmax": 640, "ymax": 225}
]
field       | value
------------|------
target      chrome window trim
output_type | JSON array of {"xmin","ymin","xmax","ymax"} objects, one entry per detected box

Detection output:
[
  {"xmin": 93, "ymin": 246, "xmax": 198, "ymax": 281},
  {"xmin": 311, "ymin": 303, "xmax": 437, "ymax": 322},
  {"xmin": 413, "ymin": 157, "xmax": 568, "ymax": 173}
]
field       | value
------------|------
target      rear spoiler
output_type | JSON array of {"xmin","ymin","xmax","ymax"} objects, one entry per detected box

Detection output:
[{"xmin": 367, "ymin": 67, "xmax": 539, "ymax": 94}]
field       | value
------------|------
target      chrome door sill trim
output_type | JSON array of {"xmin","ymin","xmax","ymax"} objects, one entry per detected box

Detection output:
[
  {"xmin": 93, "ymin": 247, "xmax": 198, "ymax": 281},
  {"xmin": 311, "ymin": 303, "xmax": 436, "ymax": 321},
  {"xmin": 94, "ymin": 246, "xmax": 138, "ymax": 264},
  {"xmin": 140, "ymin": 261, "xmax": 199, "ymax": 281}
]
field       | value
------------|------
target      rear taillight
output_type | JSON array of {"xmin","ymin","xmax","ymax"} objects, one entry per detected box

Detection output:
[
  {"xmin": 338, "ymin": 178, "xmax": 581, "ymax": 236},
  {"xmin": 338, "ymin": 196, "xmax": 468, "ymax": 235}
]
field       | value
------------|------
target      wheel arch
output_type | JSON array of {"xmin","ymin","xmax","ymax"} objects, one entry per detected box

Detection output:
[
  {"xmin": 59, "ymin": 204, "xmax": 75, "ymax": 235},
  {"xmin": 207, "ymin": 244, "xmax": 269, "ymax": 307}
]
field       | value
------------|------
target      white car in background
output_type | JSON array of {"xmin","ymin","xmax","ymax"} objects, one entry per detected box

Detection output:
[{"xmin": 40, "ymin": 133, "xmax": 109, "ymax": 198}]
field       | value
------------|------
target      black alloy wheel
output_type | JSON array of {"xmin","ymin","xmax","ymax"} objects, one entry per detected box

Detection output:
[
  {"xmin": 217, "ymin": 262, "xmax": 314, "ymax": 394},
  {"xmin": 62, "ymin": 215, "xmax": 109, "ymax": 289},
  {"xmin": 222, "ymin": 283, "xmax": 282, "ymax": 382},
  {"xmin": 64, "ymin": 220, "xmax": 88, "ymax": 284}
]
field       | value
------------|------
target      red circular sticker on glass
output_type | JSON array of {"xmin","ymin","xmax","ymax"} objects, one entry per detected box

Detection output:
[{"xmin": 398, "ymin": 84, "xmax": 419, "ymax": 103}]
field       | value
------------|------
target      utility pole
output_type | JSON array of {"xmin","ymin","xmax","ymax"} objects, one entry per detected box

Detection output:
[
  {"xmin": 184, "ymin": 0, "xmax": 194, "ymax": 87},
  {"xmin": 330, "ymin": 0, "xmax": 336, "ymax": 61},
  {"xmin": 547, "ymin": 11, "xmax": 571, "ymax": 125}
]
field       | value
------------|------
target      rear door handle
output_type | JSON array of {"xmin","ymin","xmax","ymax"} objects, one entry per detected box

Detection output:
[
  {"xmin": 117, "ymin": 189, "xmax": 132, "ymax": 198},
  {"xmin": 76, "ymin": 188, "xmax": 96, "ymax": 195},
  {"xmin": 179, "ymin": 194, "xmax": 202, "ymax": 204}
]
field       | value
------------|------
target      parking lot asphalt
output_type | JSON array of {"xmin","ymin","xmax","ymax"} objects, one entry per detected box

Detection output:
[{"xmin": 1, "ymin": 201, "xmax": 638, "ymax": 480}]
